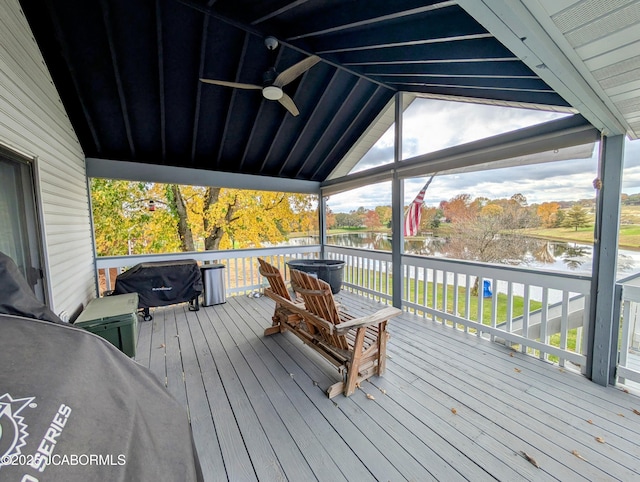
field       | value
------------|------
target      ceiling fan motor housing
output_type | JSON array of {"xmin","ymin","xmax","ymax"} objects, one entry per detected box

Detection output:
[{"xmin": 262, "ymin": 68, "xmax": 283, "ymax": 100}]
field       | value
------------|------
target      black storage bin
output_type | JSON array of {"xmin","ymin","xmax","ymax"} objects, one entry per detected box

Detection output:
[{"xmin": 286, "ymin": 259, "xmax": 345, "ymax": 294}]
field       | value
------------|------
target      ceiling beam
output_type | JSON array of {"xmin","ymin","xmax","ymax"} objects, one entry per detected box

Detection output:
[
  {"xmin": 456, "ymin": 0, "xmax": 627, "ymax": 136},
  {"xmin": 362, "ymin": 60, "xmax": 535, "ymax": 76},
  {"xmin": 86, "ymin": 158, "xmax": 320, "ymax": 194},
  {"xmin": 322, "ymin": 114, "xmax": 599, "ymax": 195},
  {"xmin": 250, "ymin": 0, "xmax": 311, "ymax": 25},
  {"xmin": 337, "ymin": 38, "xmax": 517, "ymax": 64},
  {"xmin": 190, "ymin": 0, "xmax": 218, "ymax": 164},
  {"xmin": 99, "ymin": 0, "xmax": 135, "ymax": 158},
  {"xmin": 155, "ymin": 0, "xmax": 166, "ymax": 161},
  {"xmin": 285, "ymin": 0, "xmax": 455, "ymax": 40}
]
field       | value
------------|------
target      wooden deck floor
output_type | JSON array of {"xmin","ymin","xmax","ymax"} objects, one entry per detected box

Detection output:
[{"xmin": 135, "ymin": 292, "xmax": 640, "ymax": 481}]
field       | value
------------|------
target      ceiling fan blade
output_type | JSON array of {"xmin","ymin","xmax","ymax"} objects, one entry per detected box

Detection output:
[
  {"xmin": 273, "ymin": 55, "xmax": 320, "ymax": 87},
  {"xmin": 199, "ymin": 78, "xmax": 262, "ymax": 90},
  {"xmin": 278, "ymin": 93, "xmax": 299, "ymax": 116}
]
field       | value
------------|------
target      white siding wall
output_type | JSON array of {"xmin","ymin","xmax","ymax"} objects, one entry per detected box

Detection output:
[{"xmin": 0, "ymin": 0, "xmax": 96, "ymax": 316}]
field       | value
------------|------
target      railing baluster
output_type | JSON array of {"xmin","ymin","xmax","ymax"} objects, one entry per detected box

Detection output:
[
  {"xmin": 506, "ymin": 281, "xmax": 513, "ymax": 348},
  {"xmin": 476, "ymin": 277, "xmax": 484, "ymax": 337},
  {"xmin": 464, "ymin": 274, "xmax": 471, "ymax": 333},
  {"xmin": 540, "ymin": 288, "xmax": 549, "ymax": 360},
  {"xmin": 522, "ymin": 284, "xmax": 530, "ymax": 354},
  {"xmin": 559, "ymin": 290, "xmax": 569, "ymax": 367}
]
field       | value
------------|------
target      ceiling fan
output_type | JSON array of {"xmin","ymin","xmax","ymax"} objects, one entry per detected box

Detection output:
[{"xmin": 200, "ymin": 36, "xmax": 320, "ymax": 116}]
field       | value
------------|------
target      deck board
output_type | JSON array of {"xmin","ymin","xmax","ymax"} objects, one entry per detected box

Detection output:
[{"xmin": 134, "ymin": 292, "xmax": 640, "ymax": 481}]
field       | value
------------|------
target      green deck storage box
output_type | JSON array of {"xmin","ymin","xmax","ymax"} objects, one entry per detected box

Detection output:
[{"xmin": 74, "ymin": 293, "xmax": 139, "ymax": 357}]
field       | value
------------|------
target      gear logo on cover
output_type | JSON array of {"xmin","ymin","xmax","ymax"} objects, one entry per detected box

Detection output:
[{"xmin": 0, "ymin": 393, "xmax": 34, "ymax": 467}]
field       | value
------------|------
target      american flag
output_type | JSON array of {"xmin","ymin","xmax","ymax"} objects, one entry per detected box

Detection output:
[{"xmin": 403, "ymin": 174, "xmax": 436, "ymax": 237}]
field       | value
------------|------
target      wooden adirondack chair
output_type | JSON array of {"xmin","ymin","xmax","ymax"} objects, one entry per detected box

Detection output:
[
  {"xmin": 263, "ymin": 265, "xmax": 401, "ymax": 398},
  {"xmin": 258, "ymin": 258, "xmax": 304, "ymax": 336}
]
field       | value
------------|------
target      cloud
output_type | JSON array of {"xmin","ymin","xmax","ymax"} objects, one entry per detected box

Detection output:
[{"xmin": 328, "ymin": 99, "xmax": 640, "ymax": 212}]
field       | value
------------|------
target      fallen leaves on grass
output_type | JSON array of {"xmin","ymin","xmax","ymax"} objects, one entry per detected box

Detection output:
[{"xmin": 519, "ymin": 451, "xmax": 540, "ymax": 468}]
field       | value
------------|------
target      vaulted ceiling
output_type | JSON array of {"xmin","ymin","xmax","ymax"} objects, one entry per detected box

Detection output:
[{"xmin": 19, "ymin": 0, "xmax": 577, "ymax": 183}]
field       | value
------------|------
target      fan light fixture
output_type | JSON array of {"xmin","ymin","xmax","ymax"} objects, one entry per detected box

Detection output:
[{"xmin": 262, "ymin": 85, "xmax": 283, "ymax": 100}]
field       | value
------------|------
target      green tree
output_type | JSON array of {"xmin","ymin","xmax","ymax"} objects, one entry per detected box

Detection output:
[{"xmin": 563, "ymin": 204, "xmax": 590, "ymax": 231}]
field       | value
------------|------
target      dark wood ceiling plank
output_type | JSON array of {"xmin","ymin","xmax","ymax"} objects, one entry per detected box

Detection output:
[
  {"xmin": 215, "ymin": 31, "xmax": 252, "ymax": 169},
  {"xmin": 312, "ymin": 8, "xmax": 489, "ymax": 54},
  {"xmin": 190, "ymin": 1, "xmax": 217, "ymax": 164},
  {"xmin": 42, "ymin": 0, "xmax": 102, "ymax": 153},
  {"xmin": 238, "ymin": 49, "xmax": 285, "ymax": 171},
  {"xmin": 309, "ymin": 85, "xmax": 389, "ymax": 180},
  {"xmin": 99, "ymin": 0, "xmax": 136, "ymax": 158},
  {"xmin": 292, "ymin": 76, "xmax": 366, "ymax": 178},
  {"xmin": 363, "ymin": 60, "xmax": 536, "ymax": 77},
  {"xmin": 278, "ymin": 69, "xmax": 341, "ymax": 176}
]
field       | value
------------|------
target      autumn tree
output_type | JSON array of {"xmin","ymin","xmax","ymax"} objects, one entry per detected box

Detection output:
[
  {"xmin": 419, "ymin": 206, "xmax": 443, "ymax": 231},
  {"xmin": 563, "ymin": 204, "xmax": 591, "ymax": 231},
  {"xmin": 90, "ymin": 179, "xmax": 181, "ymax": 256},
  {"xmin": 325, "ymin": 206, "xmax": 337, "ymax": 230},
  {"xmin": 537, "ymin": 202, "xmax": 560, "ymax": 228},
  {"xmin": 91, "ymin": 181, "xmax": 317, "ymax": 254},
  {"xmin": 374, "ymin": 205, "xmax": 392, "ymax": 228},
  {"xmin": 363, "ymin": 210, "xmax": 382, "ymax": 230},
  {"xmin": 440, "ymin": 193, "xmax": 474, "ymax": 223},
  {"xmin": 442, "ymin": 195, "xmax": 537, "ymax": 294}
]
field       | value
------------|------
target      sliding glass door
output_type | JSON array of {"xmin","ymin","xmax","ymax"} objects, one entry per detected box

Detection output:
[{"xmin": 0, "ymin": 149, "xmax": 46, "ymax": 302}]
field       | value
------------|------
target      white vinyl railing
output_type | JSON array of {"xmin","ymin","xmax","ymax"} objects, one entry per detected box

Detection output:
[
  {"xmin": 617, "ymin": 282, "xmax": 640, "ymax": 388},
  {"xmin": 95, "ymin": 245, "xmax": 321, "ymax": 296},
  {"xmin": 97, "ymin": 244, "xmax": 592, "ymax": 371},
  {"xmin": 326, "ymin": 246, "xmax": 592, "ymax": 371}
]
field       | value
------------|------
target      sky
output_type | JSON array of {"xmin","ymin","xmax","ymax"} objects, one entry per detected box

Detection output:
[{"xmin": 326, "ymin": 98, "xmax": 640, "ymax": 213}]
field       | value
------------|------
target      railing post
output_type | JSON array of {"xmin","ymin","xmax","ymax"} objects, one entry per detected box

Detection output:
[{"xmin": 587, "ymin": 134, "xmax": 624, "ymax": 385}]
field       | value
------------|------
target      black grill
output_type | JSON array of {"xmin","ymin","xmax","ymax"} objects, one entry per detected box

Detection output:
[{"xmin": 113, "ymin": 259, "xmax": 202, "ymax": 320}]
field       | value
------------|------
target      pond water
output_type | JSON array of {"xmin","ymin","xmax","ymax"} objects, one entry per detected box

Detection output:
[{"xmin": 323, "ymin": 232, "xmax": 640, "ymax": 278}]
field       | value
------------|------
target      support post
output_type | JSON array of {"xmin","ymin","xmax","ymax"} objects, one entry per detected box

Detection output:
[
  {"xmin": 587, "ymin": 134, "xmax": 624, "ymax": 385},
  {"xmin": 391, "ymin": 93, "xmax": 403, "ymax": 309},
  {"xmin": 319, "ymin": 194, "xmax": 327, "ymax": 259}
]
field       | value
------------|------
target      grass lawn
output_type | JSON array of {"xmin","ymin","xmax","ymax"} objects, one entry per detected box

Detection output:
[{"xmin": 524, "ymin": 225, "xmax": 640, "ymax": 248}]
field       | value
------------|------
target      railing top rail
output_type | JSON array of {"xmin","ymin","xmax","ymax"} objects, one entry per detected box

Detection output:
[
  {"xmin": 402, "ymin": 253, "xmax": 592, "ymax": 291},
  {"xmin": 95, "ymin": 245, "xmax": 321, "ymax": 268},
  {"xmin": 325, "ymin": 245, "xmax": 393, "ymax": 261}
]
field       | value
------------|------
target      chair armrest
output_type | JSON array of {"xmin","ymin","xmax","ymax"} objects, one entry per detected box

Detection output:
[{"xmin": 334, "ymin": 306, "xmax": 401, "ymax": 335}]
